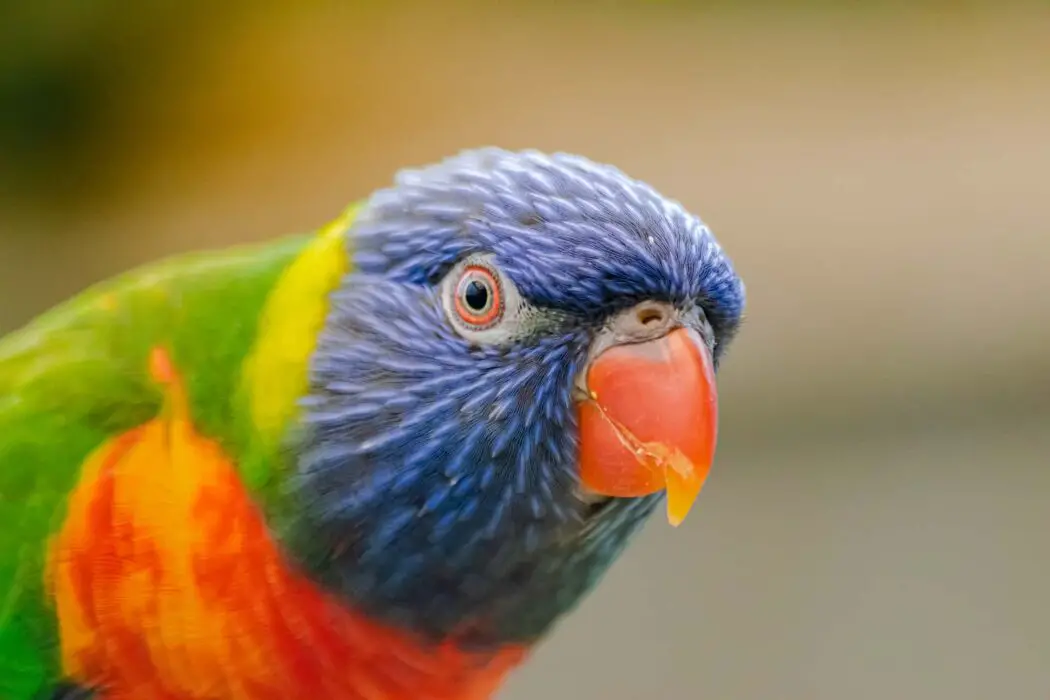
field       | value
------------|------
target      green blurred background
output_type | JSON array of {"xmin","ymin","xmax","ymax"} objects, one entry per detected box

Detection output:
[{"xmin": 1, "ymin": 2, "xmax": 1048, "ymax": 698}]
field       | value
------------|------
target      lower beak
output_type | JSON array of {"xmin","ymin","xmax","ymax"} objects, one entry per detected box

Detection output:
[{"xmin": 577, "ymin": 327, "xmax": 718, "ymax": 527}]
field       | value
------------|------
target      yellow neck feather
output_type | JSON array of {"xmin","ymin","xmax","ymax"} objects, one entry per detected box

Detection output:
[{"xmin": 241, "ymin": 204, "xmax": 359, "ymax": 450}]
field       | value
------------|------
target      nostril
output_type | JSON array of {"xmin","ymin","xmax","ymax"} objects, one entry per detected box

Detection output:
[{"xmin": 636, "ymin": 306, "xmax": 666, "ymax": 327}]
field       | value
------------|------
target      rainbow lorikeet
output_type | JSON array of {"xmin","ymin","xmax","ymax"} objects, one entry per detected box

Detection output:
[{"xmin": 0, "ymin": 149, "xmax": 746, "ymax": 700}]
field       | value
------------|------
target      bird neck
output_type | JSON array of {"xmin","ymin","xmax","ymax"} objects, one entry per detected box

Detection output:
[{"xmin": 277, "ymin": 430, "xmax": 661, "ymax": 650}]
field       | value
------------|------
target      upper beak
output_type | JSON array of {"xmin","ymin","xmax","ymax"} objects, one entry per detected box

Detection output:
[{"xmin": 576, "ymin": 325, "xmax": 718, "ymax": 527}]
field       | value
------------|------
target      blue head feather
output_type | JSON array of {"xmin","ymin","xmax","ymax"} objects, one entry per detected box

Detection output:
[{"xmin": 284, "ymin": 148, "xmax": 745, "ymax": 648}]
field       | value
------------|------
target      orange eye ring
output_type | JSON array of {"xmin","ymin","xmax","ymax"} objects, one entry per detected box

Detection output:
[{"xmin": 454, "ymin": 265, "xmax": 503, "ymax": 328}]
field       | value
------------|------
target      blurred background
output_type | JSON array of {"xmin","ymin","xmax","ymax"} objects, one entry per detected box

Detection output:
[{"xmin": 1, "ymin": 1, "xmax": 1048, "ymax": 698}]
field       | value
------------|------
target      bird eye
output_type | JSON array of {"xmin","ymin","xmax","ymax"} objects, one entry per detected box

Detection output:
[{"xmin": 453, "ymin": 265, "xmax": 503, "ymax": 328}]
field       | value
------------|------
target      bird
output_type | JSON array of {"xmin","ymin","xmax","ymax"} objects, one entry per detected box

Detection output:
[{"xmin": 0, "ymin": 147, "xmax": 745, "ymax": 700}]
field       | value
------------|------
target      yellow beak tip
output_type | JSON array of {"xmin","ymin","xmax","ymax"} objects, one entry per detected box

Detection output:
[{"xmin": 663, "ymin": 463, "xmax": 707, "ymax": 528}]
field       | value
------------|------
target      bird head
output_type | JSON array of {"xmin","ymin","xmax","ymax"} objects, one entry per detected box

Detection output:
[{"xmin": 289, "ymin": 148, "xmax": 745, "ymax": 646}]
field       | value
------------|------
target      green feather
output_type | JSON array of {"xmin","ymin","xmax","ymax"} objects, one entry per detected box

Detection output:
[{"xmin": 0, "ymin": 232, "xmax": 310, "ymax": 697}]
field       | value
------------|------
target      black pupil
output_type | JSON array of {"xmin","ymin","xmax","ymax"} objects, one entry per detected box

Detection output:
[{"xmin": 463, "ymin": 279, "xmax": 490, "ymax": 312}]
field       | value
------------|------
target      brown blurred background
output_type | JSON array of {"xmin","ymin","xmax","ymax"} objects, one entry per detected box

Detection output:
[{"xmin": 1, "ymin": 1, "xmax": 1048, "ymax": 698}]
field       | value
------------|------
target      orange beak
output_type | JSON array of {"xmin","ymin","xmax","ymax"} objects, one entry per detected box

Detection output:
[{"xmin": 577, "ymin": 327, "xmax": 718, "ymax": 527}]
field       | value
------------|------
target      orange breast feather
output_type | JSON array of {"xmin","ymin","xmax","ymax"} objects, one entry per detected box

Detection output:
[{"xmin": 46, "ymin": 347, "xmax": 524, "ymax": 700}]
